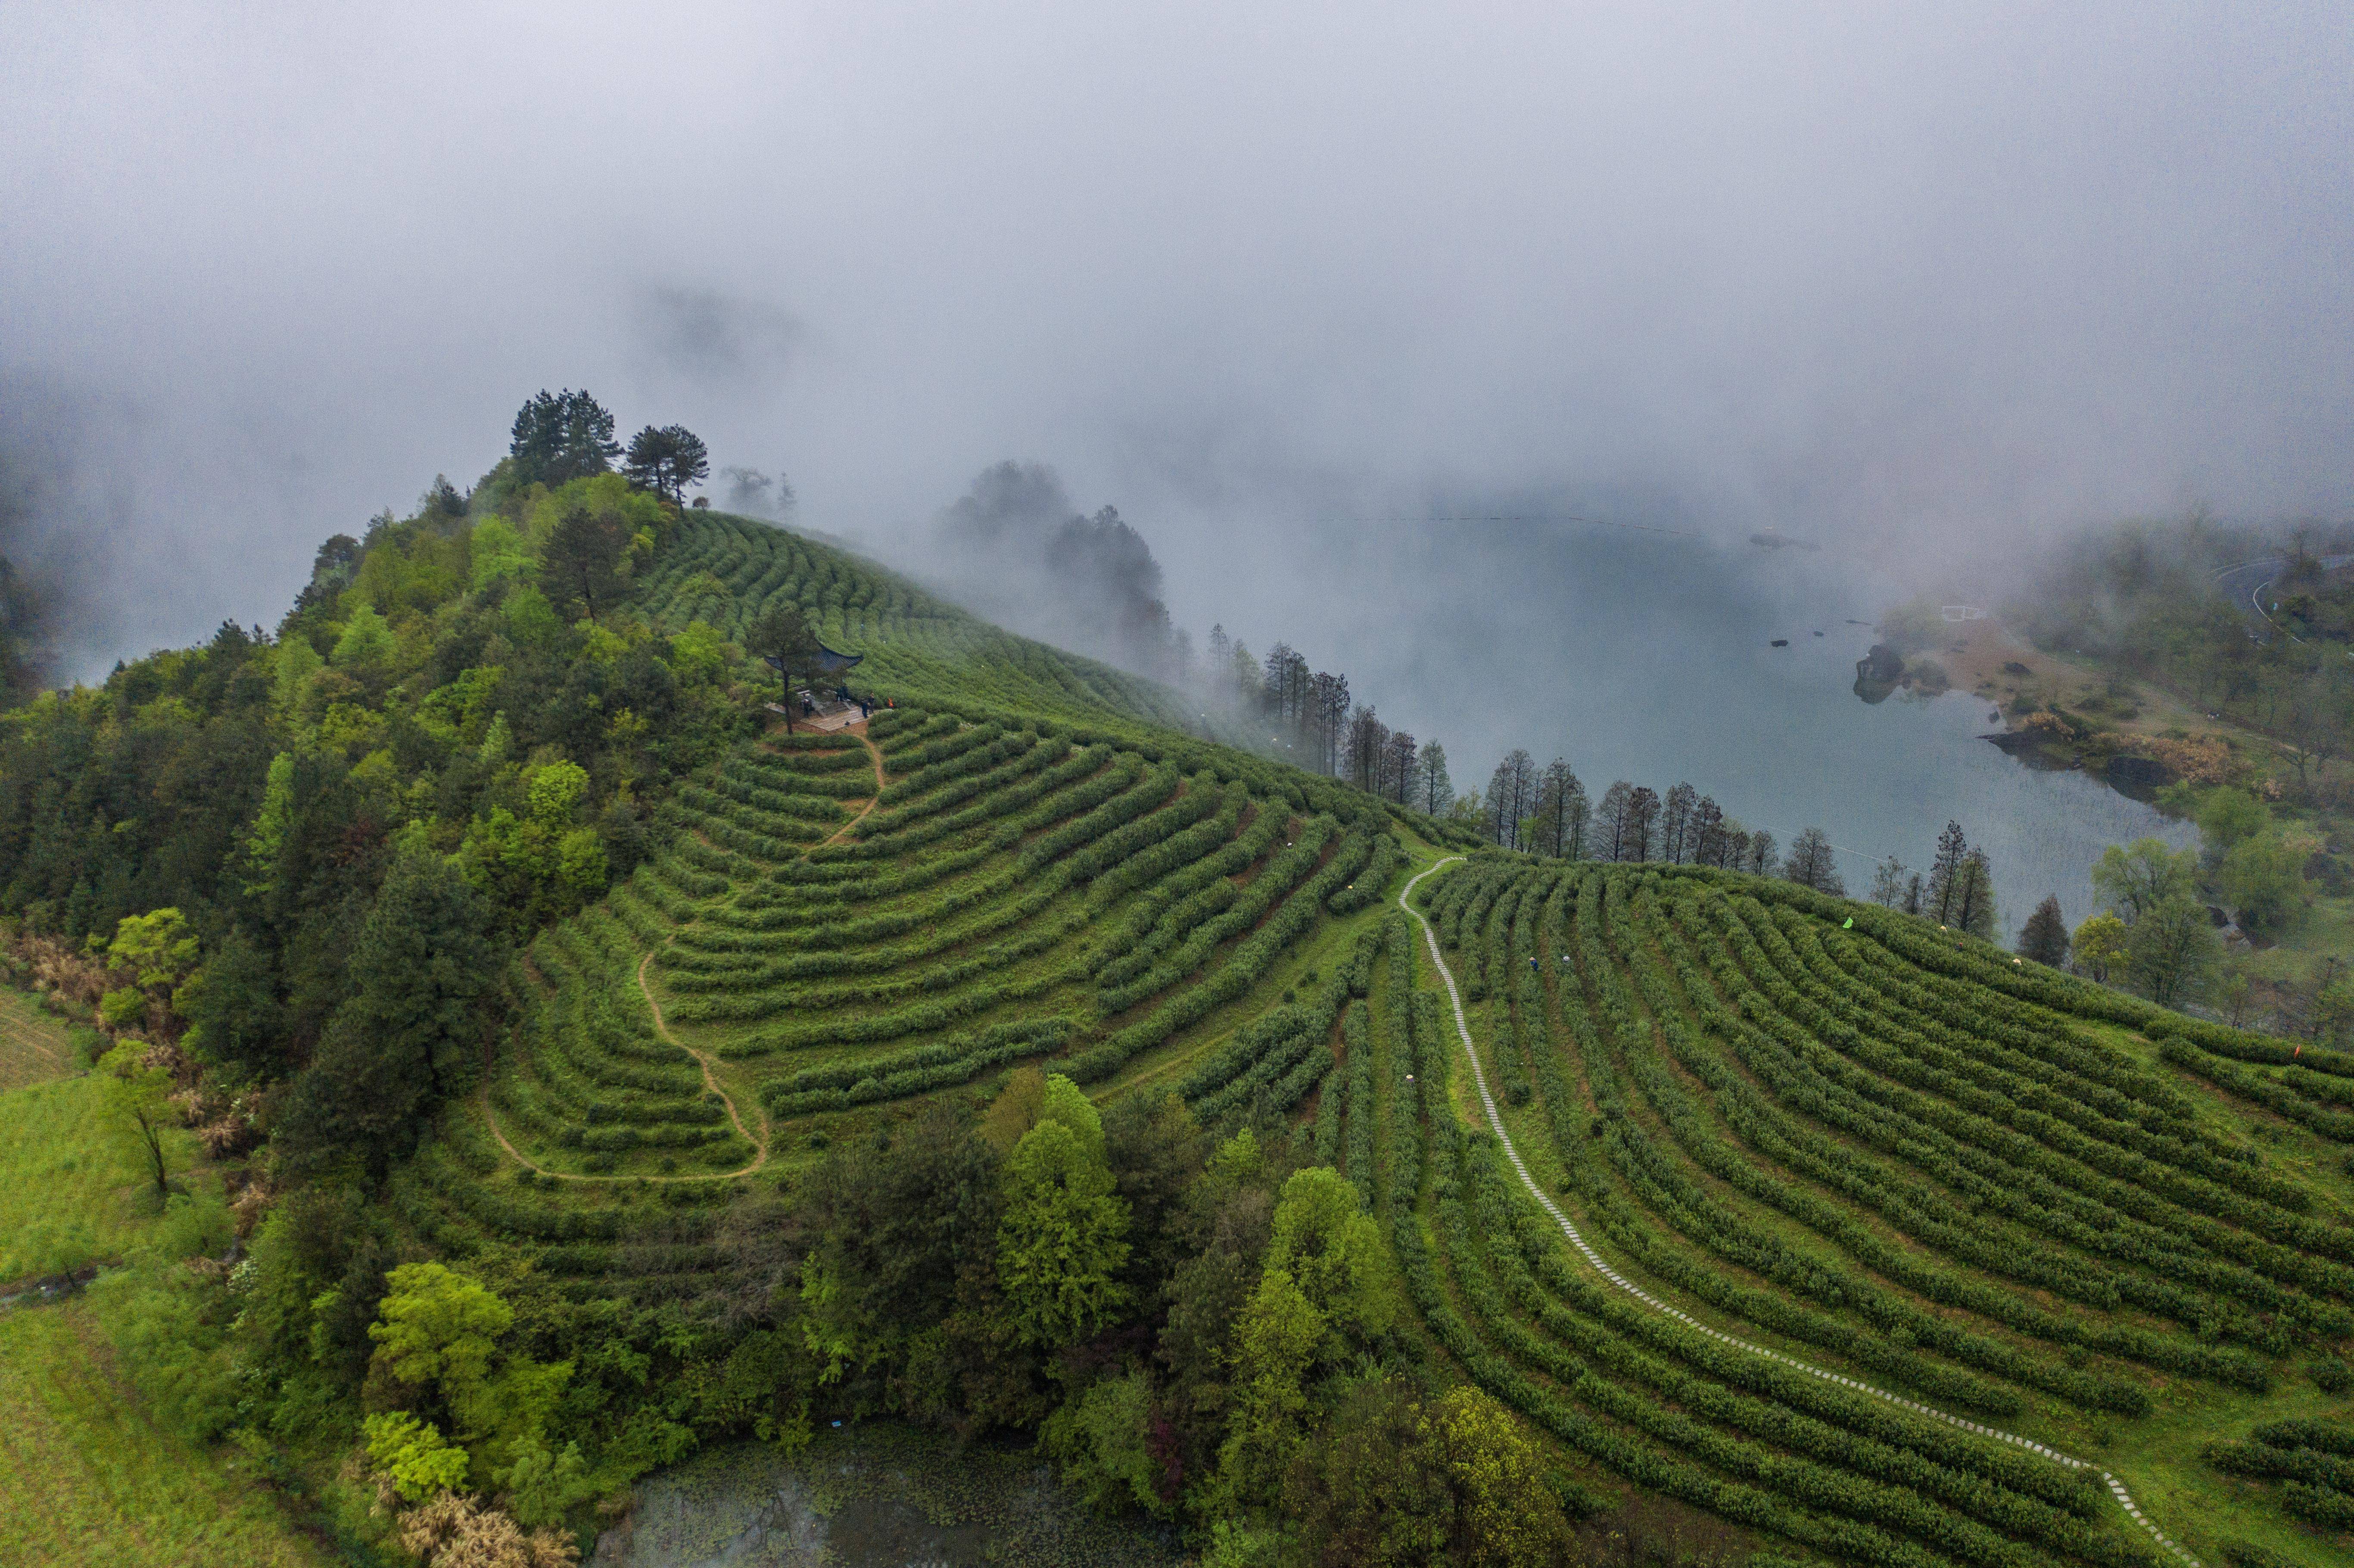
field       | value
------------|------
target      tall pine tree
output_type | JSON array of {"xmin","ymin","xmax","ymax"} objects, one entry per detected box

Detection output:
[
  {"xmin": 1783, "ymin": 827, "xmax": 1845, "ymax": 894},
  {"xmin": 2018, "ymin": 894, "xmax": 2071, "ymax": 967},
  {"xmin": 1534, "ymin": 759, "xmax": 1587, "ymax": 859},
  {"xmin": 279, "ymin": 843, "xmax": 498, "ymax": 1179},
  {"xmin": 1949, "ymin": 848, "xmax": 1998, "ymax": 939},
  {"xmin": 508, "ymin": 389, "xmax": 620, "ymax": 485},
  {"xmin": 1927, "ymin": 820, "xmax": 1969, "ymax": 922},
  {"xmin": 1414, "ymin": 743, "xmax": 1453, "ymax": 818}
]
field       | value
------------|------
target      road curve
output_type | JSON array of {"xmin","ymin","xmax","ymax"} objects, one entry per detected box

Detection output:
[
  {"xmin": 1397, "ymin": 857, "xmax": 2202, "ymax": 1568},
  {"xmin": 2214, "ymin": 554, "xmax": 2354, "ymax": 647}
]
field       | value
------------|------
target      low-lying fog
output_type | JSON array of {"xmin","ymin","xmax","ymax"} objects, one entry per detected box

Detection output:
[{"xmin": 1, "ymin": 3, "xmax": 2341, "ymax": 912}]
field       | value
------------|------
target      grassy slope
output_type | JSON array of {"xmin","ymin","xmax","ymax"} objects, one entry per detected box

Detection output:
[
  {"xmin": 0, "ymin": 1049, "xmax": 198, "ymax": 1290},
  {"xmin": 0, "ymin": 1303, "xmax": 325, "ymax": 1568},
  {"xmin": 0, "ymin": 986, "xmax": 74, "ymax": 1093},
  {"xmin": 0, "ymin": 994, "xmax": 320, "ymax": 1564}
]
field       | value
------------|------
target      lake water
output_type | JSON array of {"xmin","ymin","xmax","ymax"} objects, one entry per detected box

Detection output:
[{"xmin": 1163, "ymin": 518, "xmax": 2194, "ymax": 936}]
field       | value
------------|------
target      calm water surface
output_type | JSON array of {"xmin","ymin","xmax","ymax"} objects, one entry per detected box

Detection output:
[{"xmin": 1179, "ymin": 521, "xmax": 2192, "ymax": 933}]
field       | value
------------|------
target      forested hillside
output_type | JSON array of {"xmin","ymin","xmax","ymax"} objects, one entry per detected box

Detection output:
[
  {"xmin": 0, "ymin": 437, "xmax": 2348, "ymax": 1568},
  {"xmin": 1996, "ymin": 520, "xmax": 2354, "ymax": 1036}
]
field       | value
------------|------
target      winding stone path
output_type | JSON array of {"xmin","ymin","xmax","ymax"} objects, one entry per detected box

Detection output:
[{"xmin": 1398, "ymin": 857, "xmax": 2201, "ymax": 1568}]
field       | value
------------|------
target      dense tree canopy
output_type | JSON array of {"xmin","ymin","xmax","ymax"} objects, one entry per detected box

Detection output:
[
  {"xmin": 623, "ymin": 423, "xmax": 710, "ymax": 505},
  {"xmin": 508, "ymin": 389, "xmax": 620, "ymax": 486},
  {"xmin": 277, "ymin": 840, "xmax": 497, "ymax": 1178}
]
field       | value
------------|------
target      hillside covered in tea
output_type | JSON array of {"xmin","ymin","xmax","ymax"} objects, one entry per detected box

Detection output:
[{"xmin": 0, "ymin": 430, "xmax": 2347, "ymax": 1568}]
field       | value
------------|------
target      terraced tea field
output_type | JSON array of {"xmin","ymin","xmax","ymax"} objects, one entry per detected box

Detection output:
[
  {"xmin": 1368, "ymin": 856, "xmax": 2354, "ymax": 1568},
  {"xmin": 405, "ymin": 508, "xmax": 2348, "ymax": 1562},
  {"xmin": 422, "ymin": 697, "xmax": 1409, "ymax": 1306},
  {"xmin": 401, "ymin": 510, "xmax": 1443, "ymax": 1306},
  {"xmin": 637, "ymin": 511, "xmax": 1235, "ymax": 736}
]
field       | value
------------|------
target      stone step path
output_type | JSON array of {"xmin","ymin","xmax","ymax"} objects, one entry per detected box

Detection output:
[{"xmin": 1398, "ymin": 858, "xmax": 2201, "ymax": 1568}]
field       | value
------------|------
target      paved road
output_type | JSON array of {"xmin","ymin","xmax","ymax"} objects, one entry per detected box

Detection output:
[{"xmin": 2213, "ymin": 554, "xmax": 2354, "ymax": 646}]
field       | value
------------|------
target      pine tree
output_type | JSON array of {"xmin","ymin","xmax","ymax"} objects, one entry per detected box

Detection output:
[
  {"xmin": 1596, "ymin": 781, "xmax": 1634, "ymax": 860},
  {"xmin": 2018, "ymin": 895, "xmax": 2071, "ymax": 967},
  {"xmin": 1951, "ymin": 849, "xmax": 1998, "ymax": 939},
  {"xmin": 1381, "ymin": 729, "xmax": 1418, "ymax": 804},
  {"xmin": 542, "ymin": 503, "xmax": 630, "ymax": 623},
  {"xmin": 1535, "ymin": 759, "xmax": 1587, "ymax": 859},
  {"xmin": 1623, "ymin": 786, "xmax": 1661, "ymax": 862},
  {"xmin": 279, "ymin": 844, "xmax": 498, "ymax": 1178},
  {"xmin": 1660, "ymin": 782, "xmax": 1699, "ymax": 863},
  {"xmin": 1345, "ymin": 706, "xmax": 1388, "ymax": 792},
  {"xmin": 623, "ymin": 423, "xmax": 710, "ymax": 504},
  {"xmin": 419, "ymin": 474, "xmax": 467, "ymax": 520},
  {"xmin": 1927, "ymin": 821, "xmax": 1969, "ymax": 923},
  {"xmin": 1311, "ymin": 672, "xmax": 1351, "ymax": 775},
  {"xmin": 1691, "ymin": 796, "xmax": 1725, "ymax": 866},
  {"xmin": 176, "ymin": 929, "xmax": 283, "ymax": 1078},
  {"xmin": 1485, "ymin": 750, "xmax": 1536, "ymax": 849},
  {"xmin": 1870, "ymin": 855, "xmax": 1908, "ymax": 907},
  {"xmin": 1229, "ymin": 640, "xmax": 1262, "ymax": 705},
  {"xmin": 508, "ymin": 389, "xmax": 620, "ymax": 485}
]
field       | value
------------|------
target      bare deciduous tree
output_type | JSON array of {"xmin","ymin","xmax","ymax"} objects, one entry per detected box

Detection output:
[{"xmin": 1783, "ymin": 826, "xmax": 1845, "ymax": 894}]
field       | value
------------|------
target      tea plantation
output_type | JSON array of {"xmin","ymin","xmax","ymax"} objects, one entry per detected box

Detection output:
[
  {"xmin": 411, "ymin": 512, "xmax": 2349, "ymax": 1565},
  {"xmin": 409, "ymin": 511, "xmax": 1433, "ymax": 1309},
  {"xmin": 1383, "ymin": 856, "xmax": 2354, "ymax": 1568}
]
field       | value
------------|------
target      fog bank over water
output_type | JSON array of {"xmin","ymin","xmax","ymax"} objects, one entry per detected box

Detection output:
[
  {"xmin": 0, "ymin": 4, "xmax": 2322, "ymax": 908},
  {"xmin": 2, "ymin": 3, "xmax": 2348, "ymax": 680},
  {"xmin": 1130, "ymin": 516, "xmax": 2190, "ymax": 924}
]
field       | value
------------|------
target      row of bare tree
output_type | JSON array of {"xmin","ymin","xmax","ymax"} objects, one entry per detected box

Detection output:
[
  {"xmin": 1477, "ymin": 751, "xmax": 1792, "ymax": 874},
  {"xmin": 1199, "ymin": 626, "xmax": 1459, "ymax": 812}
]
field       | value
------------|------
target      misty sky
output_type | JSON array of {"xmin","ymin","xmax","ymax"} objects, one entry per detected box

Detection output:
[{"xmin": 3, "ymin": 2, "xmax": 2349, "ymax": 681}]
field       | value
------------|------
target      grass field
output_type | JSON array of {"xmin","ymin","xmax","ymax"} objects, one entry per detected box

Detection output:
[
  {"xmin": 0, "ymin": 985, "xmax": 76, "ymax": 1092},
  {"xmin": 0, "ymin": 994, "xmax": 321, "ymax": 1564},
  {"xmin": 0, "ymin": 1064, "xmax": 198, "ymax": 1289},
  {"xmin": 0, "ymin": 1301, "xmax": 326, "ymax": 1568}
]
